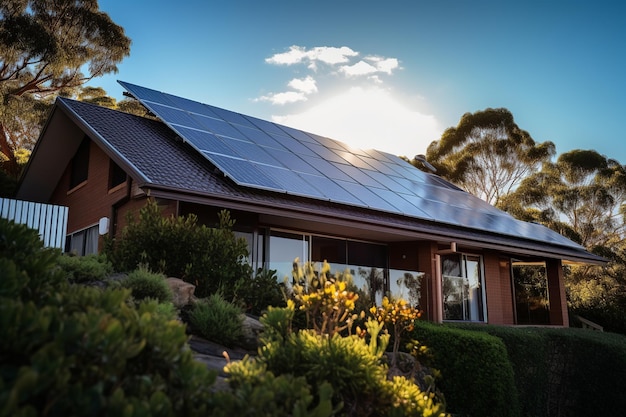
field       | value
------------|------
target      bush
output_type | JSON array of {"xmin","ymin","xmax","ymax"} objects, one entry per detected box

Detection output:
[
  {"xmin": 189, "ymin": 293, "xmax": 244, "ymax": 347},
  {"xmin": 56, "ymin": 253, "xmax": 113, "ymax": 284},
  {"xmin": 232, "ymin": 268, "xmax": 286, "ymax": 316},
  {"xmin": 122, "ymin": 267, "xmax": 173, "ymax": 304},
  {"xmin": 104, "ymin": 201, "xmax": 253, "ymax": 299},
  {"xmin": 439, "ymin": 324, "xmax": 626, "ymax": 417},
  {"xmin": 0, "ymin": 217, "xmax": 217, "ymax": 416},
  {"xmin": 232, "ymin": 301, "xmax": 447, "ymax": 417},
  {"xmin": 216, "ymin": 357, "xmax": 335, "ymax": 417},
  {"xmin": 452, "ymin": 324, "xmax": 547, "ymax": 417},
  {"xmin": 410, "ymin": 322, "xmax": 519, "ymax": 417},
  {"xmin": 539, "ymin": 328, "xmax": 626, "ymax": 417}
]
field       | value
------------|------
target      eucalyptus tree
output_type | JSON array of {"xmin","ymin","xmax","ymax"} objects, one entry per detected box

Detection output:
[
  {"xmin": 77, "ymin": 86, "xmax": 148, "ymax": 117},
  {"xmin": 0, "ymin": 0, "xmax": 131, "ymax": 176},
  {"xmin": 500, "ymin": 149, "xmax": 626, "ymax": 250},
  {"xmin": 421, "ymin": 108, "xmax": 555, "ymax": 205}
]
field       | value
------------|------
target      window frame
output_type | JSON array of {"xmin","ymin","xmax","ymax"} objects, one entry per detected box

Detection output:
[
  {"xmin": 65, "ymin": 224, "xmax": 99, "ymax": 256},
  {"xmin": 441, "ymin": 252, "xmax": 488, "ymax": 323}
]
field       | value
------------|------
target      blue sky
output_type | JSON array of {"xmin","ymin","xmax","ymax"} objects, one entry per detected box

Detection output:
[{"xmin": 92, "ymin": 0, "xmax": 626, "ymax": 162}]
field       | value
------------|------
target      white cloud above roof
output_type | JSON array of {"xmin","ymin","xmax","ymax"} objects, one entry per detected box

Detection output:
[
  {"xmin": 265, "ymin": 45, "xmax": 358, "ymax": 68},
  {"xmin": 257, "ymin": 91, "xmax": 308, "ymax": 105},
  {"xmin": 340, "ymin": 61, "xmax": 378, "ymax": 77},
  {"xmin": 288, "ymin": 76, "xmax": 317, "ymax": 94}
]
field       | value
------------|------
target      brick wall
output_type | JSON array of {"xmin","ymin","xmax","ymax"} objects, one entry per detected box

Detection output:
[{"xmin": 50, "ymin": 138, "xmax": 129, "ymax": 234}]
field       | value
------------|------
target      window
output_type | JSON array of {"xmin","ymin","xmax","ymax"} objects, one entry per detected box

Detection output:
[
  {"xmin": 310, "ymin": 236, "xmax": 388, "ymax": 302},
  {"xmin": 70, "ymin": 138, "xmax": 90, "ymax": 189},
  {"xmin": 268, "ymin": 231, "xmax": 310, "ymax": 283},
  {"xmin": 65, "ymin": 225, "xmax": 99, "ymax": 256},
  {"xmin": 347, "ymin": 240, "xmax": 387, "ymax": 302},
  {"xmin": 441, "ymin": 254, "xmax": 486, "ymax": 322},
  {"xmin": 109, "ymin": 159, "xmax": 127, "ymax": 189},
  {"xmin": 512, "ymin": 261, "xmax": 550, "ymax": 325}
]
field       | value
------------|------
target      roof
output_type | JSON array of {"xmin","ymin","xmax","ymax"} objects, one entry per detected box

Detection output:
[{"xmin": 17, "ymin": 95, "xmax": 607, "ymax": 265}]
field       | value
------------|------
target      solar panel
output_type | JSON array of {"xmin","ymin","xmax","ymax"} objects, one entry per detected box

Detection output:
[{"xmin": 118, "ymin": 81, "xmax": 584, "ymax": 249}]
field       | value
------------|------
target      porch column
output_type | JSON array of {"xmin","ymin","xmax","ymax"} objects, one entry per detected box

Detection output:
[
  {"xmin": 417, "ymin": 242, "xmax": 441, "ymax": 323},
  {"xmin": 546, "ymin": 259, "xmax": 569, "ymax": 326}
]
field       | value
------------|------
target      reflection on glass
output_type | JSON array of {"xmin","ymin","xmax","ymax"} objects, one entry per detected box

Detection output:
[
  {"xmin": 390, "ymin": 270, "xmax": 424, "ymax": 307},
  {"xmin": 513, "ymin": 262, "xmax": 550, "ymax": 325},
  {"xmin": 268, "ymin": 232, "xmax": 309, "ymax": 283},
  {"xmin": 441, "ymin": 254, "xmax": 485, "ymax": 322}
]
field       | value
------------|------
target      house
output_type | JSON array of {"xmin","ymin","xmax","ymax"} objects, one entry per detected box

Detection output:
[{"xmin": 16, "ymin": 82, "xmax": 606, "ymax": 326}]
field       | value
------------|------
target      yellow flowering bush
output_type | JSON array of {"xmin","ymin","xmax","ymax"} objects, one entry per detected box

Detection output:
[
  {"xmin": 371, "ymin": 296, "xmax": 422, "ymax": 366},
  {"xmin": 291, "ymin": 260, "xmax": 360, "ymax": 336}
]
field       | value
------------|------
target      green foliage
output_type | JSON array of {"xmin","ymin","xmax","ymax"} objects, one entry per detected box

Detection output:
[
  {"xmin": 104, "ymin": 200, "xmax": 253, "ymax": 298},
  {"xmin": 0, "ymin": 217, "xmax": 65, "ymax": 302},
  {"xmin": 189, "ymin": 293, "xmax": 244, "ymax": 347},
  {"xmin": 424, "ymin": 323, "xmax": 626, "ymax": 417},
  {"xmin": 421, "ymin": 322, "xmax": 626, "ymax": 417},
  {"xmin": 153, "ymin": 301, "xmax": 179, "ymax": 321},
  {"xmin": 410, "ymin": 322, "xmax": 519, "ymax": 417},
  {"xmin": 246, "ymin": 302, "xmax": 447, "ymax": 417},
  {"xmin": 452, "ymin": 324, "xmax": 548, "ymax": 417},
  {"xmin": 0, "ymin": 217, "xmax": 217, "ymax": 416},
  {"xmin": 218, "ymin": 357, "xmax": 336, "ymax": 417},
  {"xmin": 233, "ymin": 268, "xmax": 286, "ymax": 316},
  {"xmin": 122, "ymin": 267, "xmax": 173, "ymax": 304},
  {"xmin": 56, "ymin": 253, "xmax": 113, "ymax": 284}
]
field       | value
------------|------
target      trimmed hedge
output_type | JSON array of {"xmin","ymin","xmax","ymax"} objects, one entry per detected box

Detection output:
[
  {"xmin": 411, "ymin": 322, "xmax": 519, "ymax": 417},
  {"xmin": 443, "ymin": 323, "xmax": 626, "ymax": 417},
  {"xmin": 412, "ymin": 322, "xmax": 626, "ymax": 417}
]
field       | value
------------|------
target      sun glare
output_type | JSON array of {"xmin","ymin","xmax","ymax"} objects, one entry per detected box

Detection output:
[{"xmin": 273, "ymin": 87, "xmax": 441, "ymax": 158}]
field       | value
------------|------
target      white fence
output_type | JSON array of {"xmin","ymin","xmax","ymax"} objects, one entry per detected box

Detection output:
[{"xmin": 0, "ymin": 197, "xmax": 69, "ymax": 249}]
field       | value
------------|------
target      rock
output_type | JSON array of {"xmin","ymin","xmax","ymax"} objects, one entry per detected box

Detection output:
[
  {"xmin": 239, "ymin": 314, "xmax": 264, "ymax": 351},
  {"xmin": 166, "ymin": 277, "xmax": 196, "ymax": 308}
]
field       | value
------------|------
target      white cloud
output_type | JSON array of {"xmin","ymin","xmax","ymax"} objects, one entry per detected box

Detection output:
[
  {"xmin": 266, "ymin": 45, "xmax": 359, "ymax": 69},
  {"xmin": 367, "ymin": 56, "xmax": 399, "ymax": 74},
  {"xmin": 272, "ymin": 86, "xmax": 441, "ymax": 157},
  {"xmin": 258, "ymin": 91, "xmax": 308, "ymax": 105},
  {"xmin": 308, "ymin": 46, "xmax": 358, "ymax": 65},
  {"xmin": 340, "ymin": 61, "xmax": 379, "ymax": 77},
  {"xmin": 265, "ymin": 45, "xmax": 308, "ymax": 65},
  {"xmin": 288, "ymin": 76, "xmax": 317, "ymax": 94}
]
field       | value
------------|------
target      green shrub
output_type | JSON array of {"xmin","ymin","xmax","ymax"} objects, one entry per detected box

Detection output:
[
  {"xmin": 104, "ymin": 201, "xmax": 253, "ymax": 298},
  {"xmin": 454, "ymin": 324, "xmax": 626, "ymax": 417},
  {"xmin": 154, "ymin": 301, "xmax": 179, "ymax": 321},
  {"xmin": 56, "ymin": 253, "xmax": 113, "ymax": 284},
  {"xmin": 0, "ymin": 217, "xmax": 66, "ymax": 303},
  {"xmin": 411, "ymin": 322, "xmax": 519, "ymax": 417},
  {"xmin": 0, "ymin": 217, "xmax": 217, "ymax": 416},
  {"xmin": 189, "ymin": 293, "xmax": 244, "ymax": 346},
  {"xmin": 122, "ymin": 267, "xmax": 173, "ymax": 304},
  {"xmin": 232, "ymin": 268, "xmax": 286, "ymax": 316},
  {"xmin": 216, "ymin": 357, "xmax": 335, "ymax": 417},
  {"xmin": 452, "ymin": 324, "xmax": 547, "ymax": 417},
  {"xmin": 242, "ymin": 302, "xmax": 447, "ymax": 417}
]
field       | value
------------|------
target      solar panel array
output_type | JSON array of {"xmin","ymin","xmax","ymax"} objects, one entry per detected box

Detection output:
[{"xmin": 118, "ymin": 81, "xmax": 582, "ymax": 249}]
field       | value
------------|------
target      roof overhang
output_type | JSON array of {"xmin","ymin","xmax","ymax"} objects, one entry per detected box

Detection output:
[{"xmin": 143, "ymin": 183, "xmax": 607, "ymax": 266}]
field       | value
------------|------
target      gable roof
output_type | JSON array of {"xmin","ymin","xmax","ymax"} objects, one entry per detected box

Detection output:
[{"xmin": 17, "ymin": 93, "xmax": 606, "ymax": 265}]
